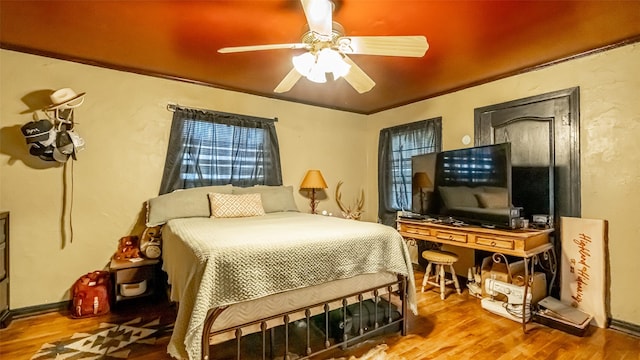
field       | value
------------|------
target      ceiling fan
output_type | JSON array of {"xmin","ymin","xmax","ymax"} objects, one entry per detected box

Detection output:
[{"xmin": 217, "ymin": 0, "xmax": 429, "ymax": 94}]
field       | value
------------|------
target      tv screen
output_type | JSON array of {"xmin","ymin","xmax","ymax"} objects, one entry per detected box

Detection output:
[{"xmin": 416, "ymin": 143, "xmax": 515, "ymax": 228}]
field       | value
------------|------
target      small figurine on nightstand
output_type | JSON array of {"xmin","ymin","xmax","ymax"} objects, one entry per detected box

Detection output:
[
  {"xmin": 140, "ymin": 226, "xmax": 162, "ymax": 259},
  {"xmin": 113, "ymin": 235, "xmax": 141, "ymax": 261}
]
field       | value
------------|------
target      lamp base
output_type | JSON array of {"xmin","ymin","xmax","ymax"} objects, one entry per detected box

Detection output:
[{"xmin": 309, "ymin": 189, "xmax": 318, "ymax": 214}]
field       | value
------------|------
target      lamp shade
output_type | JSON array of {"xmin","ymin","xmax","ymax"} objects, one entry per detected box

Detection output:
[
  {"xmin": 300, "ymin": 169, "xmax": 328, "ymax": 189},
  {"xmin": 413, "ymin": 172, "xmax": 432, "ymax": 189}
]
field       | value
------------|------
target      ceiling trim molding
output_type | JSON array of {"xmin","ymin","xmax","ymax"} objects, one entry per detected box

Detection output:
[
  {"xmin": 369, "ymin": 35, "xmax": 640, "ymax": 114},
  {"xmin": 3, "ymin": 35, "xmax": 639, "ymax": 115}
]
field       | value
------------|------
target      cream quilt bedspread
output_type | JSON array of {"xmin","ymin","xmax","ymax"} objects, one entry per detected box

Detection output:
[{"xmin": 162, "ymin": 212, "xmax": 416, "ymax": 360}]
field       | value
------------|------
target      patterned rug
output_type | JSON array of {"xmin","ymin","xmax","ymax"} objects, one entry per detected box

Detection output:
[{"xmin": 31, "ymin": 317, "xmax": 174, "ymax": 359}]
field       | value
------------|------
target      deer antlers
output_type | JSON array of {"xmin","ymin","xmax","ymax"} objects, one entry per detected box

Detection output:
[{"xmin": 335, "ymin": 181, "xmax": 365, "ymax": 220}]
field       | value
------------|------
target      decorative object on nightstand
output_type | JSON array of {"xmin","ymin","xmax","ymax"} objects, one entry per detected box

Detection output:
[
  {"xmin": 335, "ymin": 180, "xmax": 364, "ymax": 220},
  {"xmin": 140, "ymin": 226, "xmax": 162, "ymax": 259},
  {"xmin": 300, "ymin": 169, "xmax": 328, "ymax": 214},
  {"xmin": 412, "ymin": 172, "xmax": 432, "ymax": 214},
  {"xmin": 421, "ymin": 249, "xmax": 462, "ymax": 300},
  {"xmin": 113, "ymin": 236, "xmax": 141, "ymax": 260}
]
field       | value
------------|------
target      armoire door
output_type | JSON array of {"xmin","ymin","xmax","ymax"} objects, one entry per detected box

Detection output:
[
  {"xmin": 474, "ymin": 87, "xmax": 581, "ymax": 293},
  {"xmin": 474, "ymin": 87, "xmax": 580, "ymax": 227}
]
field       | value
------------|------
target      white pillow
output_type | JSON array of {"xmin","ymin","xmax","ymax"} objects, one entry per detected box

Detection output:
[{"xmin": 209, "ymin": 193, "xmax": 266, "ymax": 218}]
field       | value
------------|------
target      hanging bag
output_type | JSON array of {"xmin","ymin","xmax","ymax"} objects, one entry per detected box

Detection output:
[{"xmin": 70, "ymin": 270, "xmax": 111, "ymax": 318}]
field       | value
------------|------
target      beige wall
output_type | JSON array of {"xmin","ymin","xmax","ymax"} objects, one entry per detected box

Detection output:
[
  {"xmin": 0, "ymin": 49, "xmax": 366, "ymax": 309},
  {"xmin": 365, "ymin": 43, "xmax": 640, "ymax": 325},
  {"xmin": 1, "ymin": 42, "xmax": 639, "ymax": 325}
]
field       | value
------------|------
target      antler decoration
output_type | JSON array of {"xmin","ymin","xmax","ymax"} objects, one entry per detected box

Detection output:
[{"xmin": 335, "ymin": 181, "xmax": 365, "ymax": 220}]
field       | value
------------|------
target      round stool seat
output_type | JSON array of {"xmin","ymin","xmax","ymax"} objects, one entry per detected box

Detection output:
[
  {"xmin": 421, "ymin": 250, "xmax": 459, "ymax": 264},
  {"xmin": 420, "ymin": 249, "xmax": 462, "ymax": 299}
]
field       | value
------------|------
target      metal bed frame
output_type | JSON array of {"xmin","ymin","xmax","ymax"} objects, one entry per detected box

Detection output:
[{"xmin": 201, "ymin": 275, "xmax": 408, "ymax": 360}]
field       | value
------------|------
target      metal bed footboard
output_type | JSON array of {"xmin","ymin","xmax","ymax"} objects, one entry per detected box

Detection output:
[{"xmin": 201, "ymin": 275, "xmax": 408, "ymax": 360}]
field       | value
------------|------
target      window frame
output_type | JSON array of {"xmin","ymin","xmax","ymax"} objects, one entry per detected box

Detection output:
[
  {"xmin": 378, "ymin": 118, "xmax": 442, "ymax": 225},
  {"xmin": 159, "ymin": 106, "xmax": 282, "ymax": 194}
]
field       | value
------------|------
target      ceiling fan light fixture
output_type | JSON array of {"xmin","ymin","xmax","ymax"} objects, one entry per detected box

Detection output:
[
  {"xmin": 317, "ymin": 48, "xmax": 350, "ymax": 79},
  {"xmin": 292, "ymin": 52, "xmax": 315, "ymax": 76},
  {"xmin": 293, "ymin": 48, "xmax": 350, "ymax": 83},
  {"xmin": 220, "ymin": 0, "xmax": 428, "ymax": 94},
  {"xmin": 307, "ymin": 65, "xmax": 327, "ymax": 83}
]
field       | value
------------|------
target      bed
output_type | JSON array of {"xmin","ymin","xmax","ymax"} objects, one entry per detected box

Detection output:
[{"xmin": 146, "ymin": 185, "xmax": 417, "ymax": 360}]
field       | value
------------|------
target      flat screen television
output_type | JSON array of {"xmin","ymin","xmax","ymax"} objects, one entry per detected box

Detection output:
[{"xmin": 412, "ymin": 143, "xmax": 516, "ymax": 228}]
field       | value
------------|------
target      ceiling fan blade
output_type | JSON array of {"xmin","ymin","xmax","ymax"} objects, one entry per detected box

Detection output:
[
  {"xmin": 342, "ymin": 56, "xmax": 375, "ymax": 94},
  {"xmin": 338, "ymin": 36, "xmax": 429, "ymax": 57},
  {"xmin": 301, "ymin": 0, "xmax": 333, "ymax": 38},
  {"xmin": 274, "ymin": 68, "xmax": 303, "ymax": 93},
  {"xmin": 218, "ymin": 43, "xmax": 307, "ymax": 53}
]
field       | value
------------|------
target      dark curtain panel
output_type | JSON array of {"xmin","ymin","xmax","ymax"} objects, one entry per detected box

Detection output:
[
  {"xmin": 378, "ymin": 118, "xmax": 441, "ymax": 226},
  {"xmin": 159, "ymin": 107, "xmax": 282, "ymax": 194}
]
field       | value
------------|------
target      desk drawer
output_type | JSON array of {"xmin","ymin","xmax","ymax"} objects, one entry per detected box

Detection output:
[
  {"xmin": 476, "ymin": 236, "xmax": 514, "ymax": 250},
  {"xmin": 399, "ymin": 224, "xmax": 432, "ymax": 237},
  {"xmin": 434, "ymin": 230, "xmax": 468, "ymax": 243}
]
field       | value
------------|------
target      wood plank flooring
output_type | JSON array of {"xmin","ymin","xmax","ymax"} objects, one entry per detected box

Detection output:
[{"xmin": 1, "ymin": 270, "xmax": 638, "ymax": 359}]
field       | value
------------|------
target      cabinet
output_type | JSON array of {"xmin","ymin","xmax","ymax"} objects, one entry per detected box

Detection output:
[
  {"xmin": 109, "ymin": 258, "xmax": 160, "ymax": 304},
  {"xmin": 0, "ymin": 211, "xmax": 10, "ymax": 328}
]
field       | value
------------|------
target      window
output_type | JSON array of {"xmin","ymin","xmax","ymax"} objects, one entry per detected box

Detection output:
[
  {"xmin": 378, "ymin": 118, "xmax": 441, "ymax": 226},
  {"xmin": 159, "ymin": 107, "xmax": 282, "ymax": 194}
]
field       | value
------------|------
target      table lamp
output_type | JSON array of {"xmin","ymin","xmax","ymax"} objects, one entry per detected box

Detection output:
[
  {"xmin": 413, "ymin": 172, "xmax": 433, "ymax": 214},
  {"xmin": 300, "ymin": 169, "xmax": 328, "ymax": 214}
]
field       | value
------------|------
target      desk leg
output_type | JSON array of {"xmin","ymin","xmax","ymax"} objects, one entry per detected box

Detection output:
[
  {"xmin": 538, "ymin": 247, "xmax": 558, "ymax": 297},
  {"xmin": 522, "ymin": 257, "xmax": 530, "ymax": 333}
]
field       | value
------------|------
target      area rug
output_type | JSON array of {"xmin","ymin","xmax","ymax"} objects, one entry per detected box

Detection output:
[{"xmin": 31, "ymin": 316, "xmax": 174, "ymax": 359}]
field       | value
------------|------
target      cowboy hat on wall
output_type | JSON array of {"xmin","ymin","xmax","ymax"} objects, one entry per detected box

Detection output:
[
  {"xmin": 20, "ymin": 88, "xmax": 87, "ymax": 163},
  {"xmin": 46, "ymin": 88, "xmax": 86, "ymax": 110},
  {"xmin": 46, "ymin": 87, "xmax": 85, "ymax": 124}
]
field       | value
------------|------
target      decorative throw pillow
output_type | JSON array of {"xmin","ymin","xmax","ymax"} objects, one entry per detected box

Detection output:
[
  {"xmin": 209, "ymin": 193, "xmax": 266, "ymax": 218},
  {"xmin": 475, "ymin": 191, "xmax": 508, "ymax": 209}
]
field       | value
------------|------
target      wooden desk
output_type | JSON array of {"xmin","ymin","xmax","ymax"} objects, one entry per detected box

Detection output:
[
  {"xmin": 396, "ymin": 218, "xmax": 554, "ymax": 257},
  {"xmin": 396, "ymin": 218, "xmax": 556, "ymax": 332}
]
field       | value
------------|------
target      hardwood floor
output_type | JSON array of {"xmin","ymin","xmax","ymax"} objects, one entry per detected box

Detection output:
[{"xmin": 1, "ymin": 271, "xmax": 638, "ymax": 360}]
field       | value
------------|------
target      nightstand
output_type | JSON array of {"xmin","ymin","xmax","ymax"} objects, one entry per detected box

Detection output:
[{"xmin": 109, "ymin": 258, "xmax": 160, "ymax": 304}]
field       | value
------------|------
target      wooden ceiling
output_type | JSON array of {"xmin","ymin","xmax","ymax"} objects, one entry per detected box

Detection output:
[{"xmin": 2, "ymin": 1, "xmax": 639, "ymax": 114}]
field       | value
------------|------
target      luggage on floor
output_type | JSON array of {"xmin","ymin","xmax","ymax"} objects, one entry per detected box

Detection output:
[{"xmin": 70, "ymin": 270, "xmax": 111, "ymax": 318}]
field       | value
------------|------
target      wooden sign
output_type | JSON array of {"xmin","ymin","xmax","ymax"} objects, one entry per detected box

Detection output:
[{"xmin": 560, "ymin": 217, "xmax": 608, "ymax": 327}]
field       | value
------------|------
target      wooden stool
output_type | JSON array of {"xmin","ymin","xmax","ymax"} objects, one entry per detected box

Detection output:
[{"xmin": 421, "ymin": 249, "xmax": 462, "ymax": 300}]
